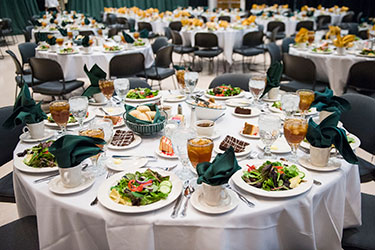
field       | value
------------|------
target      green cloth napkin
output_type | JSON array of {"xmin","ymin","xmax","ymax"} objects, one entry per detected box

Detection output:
[
  {"xmin": 46, "ymin": 36, "xmax": 56, "ymax": 45},
  {"xmin": 72, "ymin": 14, "xmax": 77, "ymax": 19},
  {"xmin": 255, "ymin": 11, "xmax": 263, "ymax": 16},
  {"xmin": 122, "ymin": 31, "xmax": 134, "ymax": 43},
  {"xmin": 58, "ymin": 28, "xmax": 67, "ymax": 37},
  {"xmin": 84, "ymin": 17, "xmax": 90, "ymax": 25},
  {"xmin": 82, "ymin": 64, "xmax": 106, "ymax": 97},
  {"xmin": 2, "ymin": 84, "xmax": 47, "ymax": 129},
  {"xmin": 125, "ymin": 104, "xmax": 165, "ymax": 124},
  {"xmin": 82, "ymin": 36, "xmax": 91, "ymax": 47},
  {"xmin": 140, "ymin": 29, "xmax": 149, "ymax": 38},
  {"xmin": 260, "ymin": 62, "xmax": 283, "ymax": 98},
  {"xmin": 49, "ymin": 18, "xmax": 55, "ymax": 24},
  {"xmin": 306, "ymin": 113, "xmax": 358, "ymax": 164},
  {"xmin": 49, "ymin": 135, "xmax": 105, "ymax": 168},
  {"xmin": 306, "ymin": 11, "xmax": 315, "ymax": 17},
  {"xmin": 61, "ymin": 21, "xmax": 67, "ymax": 27},
  {"xmin": 311, "ymin": 87, "xmax": 351, "ymax": 114},
  {"xmin": 37, "ymin": 32, "xmax": 47, "ymax": 42},
  {"xmin": 267, "ymin": 11, "xmax": 274, "ymax": 17},
  {"xmin": 197, "ymin": 147, "xmax": 241, "ymax": 186}
]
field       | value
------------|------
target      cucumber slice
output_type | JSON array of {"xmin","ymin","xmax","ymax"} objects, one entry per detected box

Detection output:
[
  {"xmin": 159, "ymin": 185, "xmax": 171, "ymax": 194},
  {"xmin": 160, "ymin": 180, "xmax": 172, "ymax": 188}
]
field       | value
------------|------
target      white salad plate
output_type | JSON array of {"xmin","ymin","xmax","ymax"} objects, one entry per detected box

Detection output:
[
  {"xmin": 89, "ymin": 100, "xmax": 108, "ymax": 106},
  {"xmin": 49, "ymin": 172, "xmax": 95, "ymax": 194},
  {"xmin": 108, "ymin": 134, "xmax": 142, "ymax": 150},
  {"xmin": 257, "ymin": 137, "xmax": 291, "ymax": 154},
  {"xmin": 190, "ymin": 188, "xmax": 239, "ymax": 214},
  {"xmin": 239, "ymin": 130, "xmax": 260, "ymax": 139},
  {"xmin": 105, "ymin": 157, "xmax": 148, "ymax": 172},
  {"xmin": 214, "ymin": 143, "xmax": 252, "ymax": 157},
  {"xmin": 97, "ymin": 169, "xmax": 183, "ymax": 213},
  {"xmin": 232, "ymin": 107, "xmax": 261, "ymax": 118},
  {"xmin": 205, "ymin": 90, "xmax": 245, "ymax": 100},
  {"xmin": 96, "ymin": 106, "xmax": 125, "ymax": 117},
  {"xmin": 125, "ymin": 94, "xmax": 161, "ymax": 103},
  {"xmin": 262, "ymin": 95, "xmax": 282, "ymax": 102},
  {"xmin": 225, "ymin": 98, "xmax": 251, "ymax": 107},
  {"xmin": 300, "ymin": 133, "xmax": 360, "ymax": 151},
  {"xmin": 14, "ymin": 156, "xmax": 58, "ymax": 173},
  {"xmin": 298, "ymin": 156, "xmax": 341, "ymax": 172},
  {"xmin": 45, "ymin": 112, "xmax": 95, "ymax": 128},
  {"xmin": 19, "ymin": 130, "xmax": 55, "ymax": 143},
  {"xmin": 232, "ymin": 159, "xmax": 313, "ymax": 198}
]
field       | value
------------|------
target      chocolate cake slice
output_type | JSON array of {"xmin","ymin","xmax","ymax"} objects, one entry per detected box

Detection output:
[
  {"xmin": 111, "ymin": 130, "xmax": 135, "ymax": 147},
  {"xmin": 234, "ymin": 107, "xmax": 251, "ymax": 115},
  {"xmin": 219, "ymin": 135, "xmax": 250, "ymax": 153}
]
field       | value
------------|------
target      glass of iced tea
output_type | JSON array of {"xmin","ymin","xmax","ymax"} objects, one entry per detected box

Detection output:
[
  {"xmin": 249, "ymin": 73, "xmax": 266, "ymax": 107},
  {"xmin": 133, "ymin": 32, "xmax": 140, "ymax": 39},
  {"xmin": 99, "ymin": 79, "xmax": 114, "ymax": 104},
  {"xmin": 67, "ymin": 31, "xmax": 73, "ymax": 39},
  {"xmin": 297, "ymin": 89, "xmax": 315, "ymax": 118},
  {"xmin": 187, "ymin": 137, "xmax": 214, "ymax": 168},
  {"xmin": 283, "ymin": 117, "xmax": 308, "ymax": 162},
  {"xmin": 49, "ymin": 100, "xmax": 70, "ymax": 135},
  {"xmin": 308, "ymin": 31, "xmax": 315, "ymax": 45},
  {"xmin": 56, "ymin": 37, "xmax": 65, "ymax": 46}
]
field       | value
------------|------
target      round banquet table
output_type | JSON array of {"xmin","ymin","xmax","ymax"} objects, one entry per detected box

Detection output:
[
  {"xmin": 31, "ymin": 27, "xmax": 99, "ymax": 43},
  {"xmin": 35, "ymin": 45, "xmax": 154, "ymax": 81},
  {"xmin": 289, "ymin": 47, "xmax": 375, "ymax": 95},
  {"xmin": 180, "ymin": 27, "xmax": 258, "ymax": 65},
  {"xmin": 13, "ymin": 91, "xmax": 361, "ymax": 250}
]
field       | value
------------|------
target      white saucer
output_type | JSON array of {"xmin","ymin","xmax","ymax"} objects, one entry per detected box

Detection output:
[
  {"xmin": 239, "ymin": 130, "xmax": 260, "ymax": 139},
  {"xmin": 19, "ymin": 130, "xmax": 54, "ymax": 143},
  {"xmin": 105, "ymin": 157, "xmax": 148, "ymax": 172},
  {"xmin": 196, "ymin": 130, "xmax": 222, "ymax": 140},
  {"xmin": 89, "ymin": 100, "xmax": 108, "ymax": 106},
  {"xmin": 232, "ymin": 107, "xmax": 261, "ymax": 118},
  {"xmin": 155, "ymin": 149, "xmax": 179, "ymax": 159},
  {"xmin": 225, "ymin": 98, "xmax": 251, "ymax": 107},
  {"xmin": 214, "ymin": 143, "xmax": 251, "ymax": 157},
  {"xmin": 298, "ymin": 155, "xmax": 341, "ymax": 172},
  {"xmin": 48, "ymin": 172, "xmax": 94, "ymax": 195},
  {"xmin": 108, "ymin": 134, "xmax": 142, "ymax": 150},
  {"xmin": 163, "ymin": 94, "xmax": 187, "ymax": 102},
  {"xmin": 257, "ymin": 137, "xmax": 291, "ymax": 154},
  {"xmin": 262, "ymin": 95, "xmax": 281, "ymax": 102},
  {"xmin": 190, "ymin": 187, "xmax": 239, "ymax": 214},
  {"xmin": 96, "ymin": 106, "xmax": 125, "ymax": 117}
]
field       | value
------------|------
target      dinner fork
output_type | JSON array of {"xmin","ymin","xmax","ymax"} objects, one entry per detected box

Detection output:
[
  {"xmin": 90, "ymin": 171, "xmax": 115, "ymax": 206},
  {"xmin": 224, "ymin": 183, "xmax": 255, "ymax": 208},
  {"xmin": 180, "ymin": 185, "xmax": 195, "ymax": 217}
]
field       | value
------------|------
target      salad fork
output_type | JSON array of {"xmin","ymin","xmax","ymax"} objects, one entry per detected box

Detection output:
[
  {"xmin": 171, "ymin": 180, "xmax": 189, "ymax": 218},
  {"xmin": 224, "ymin": 184, "xmax": 255, "ymax": 208},
  {"xmin": 180, "ymin": 185, "xmax": 195, "ymax": 217}
]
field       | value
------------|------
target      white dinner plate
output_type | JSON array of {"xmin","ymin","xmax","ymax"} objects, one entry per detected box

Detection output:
[
  {"xmin": 300, "ymin": 133, "xmax": 360, "ymax": 151},
  {"xmin": 89, "ymin": 100, "xmax": 108, "ymax": 106},
  {"xmin": 19, "ymin": 130, "xmax": 55, "ymax": 143},
  {"xmin": 205, "ymin": 90, "xmax": 245, "ymax": 100},
  {"xmin": 355, "ymin": 52, "xmax": 375, "ymax": 58},
  {"xmin": 268, "ymin": 103, "xmax": 318, "ymax": 116},
  {"xmin": 257, "ymin": 137, "xmax": 291, "ymax": 154},
  {"xmin": 108, "ymin": 134, "xmax": 142, "ymax": 150},
  {"xmin": 97, "ymin": 169, "xmax": 183, "ymax": 213},
  {"xmin": 155, "ymin": 149, "xmax": 178, "ymax": 159},
  {"xmin": 49, "ymin": 172, "xmax": 94, "ymax": 195},
  {"xmin": 268, "ymin": 103, "xmax": 283, "ymax": 113},
  {"xmin": 102, "ymin": 47, "xmax": 125, "ymax": 53},
  {"xmin": 190, "ymin": 187, "xmax": 239, "ymax": 214},
  {"xmin": 310, "ymin": 49, "xmax": 333, "ymax": 54},
  {"xmin": 163, "ymin": 94, "xmax": 187, "ymax": 102},
  {"xmin": 232, "ymin": 159, "xmax": 313, "ymax": 198},
  {"xmin": 14, "ymin": 156, "xmax": 58, "ymax": 174},
  {"xmin": 95, "ymin": 106, "xmax": 125, "ymax": 117},
  {"xmin": 232, "ymin": 107, "xmax": 261, "ymax": 118},
  {"xmin": 44, "ymin": 112, "xmax": 95, "ymax": 128},
  {"xmin": 225, "ymin": 98, "xmax": 252, "ymax": 107},
  {"xmin": 298, "ymin": 156, "xmax": 341, "ymax": 172},
  {"xmin": 125, "ymin": 94, "xmax": 161, "ymax": 103},
  {"xmin": 57, "ymin": 50, "xmax": 79, "ymax": 55},
  {"xmin": 105, "ymin": 157, "xmax": 148, "ymax": 172},
  {"xmin": 214, "ymin": 143, "xmax": 251, "ymax": 157}
]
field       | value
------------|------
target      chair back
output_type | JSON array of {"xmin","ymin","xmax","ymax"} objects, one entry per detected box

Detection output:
[
  {"xmin": 23, "ymin": 26, "xmax": 33, "ymax": 42},
  {"xmin": 78, "ymin": 30, "xmax": 95, "ymax": 36},
  {"xmin": 317, "ymin": 15, "xmax": 331, "ymax": 29},
  {"xmin": 198, "ymin": 15, "xmax": 207, "ymax": 23},
  {"xmin": 164, "ymin": 27, "xmax": 172, "ymax": 40},
  {"xmin": 218, "ymin": 16, "xmax": 231, "ymax": 22},
  {"xmin": 267, "ymin": 43, "xmax": 282, "ymax": 65},
  {"xmin": 242, "ymin": 31, "xmax": 263, "ymax": 47},
  {"xmin": 195, "ymin": 33, "xmax": 219, "ymax": 48},
  {"xmin": 281, "ymin": 37, "xmax": 295, "ymax": 54},
  {"xmin": 18, "ymin": 42, "xmax": 37, "ymax": 66},
  {"xmin": 342, "ymin": 11, "xmax": 355, "ymax": 23},
  {"xmin": 296, "ymin": 20, "xmax": 314, "ymax": 31},
  {"xmin": 270, "ymin": 26, "xmax": 280, "ymax": 42},
  {"xmin": 152, "ymin": 37, "xmax": 169, "ymax": 54},
  {"xmin": 30, "ymin": 57, "xmax": 64, "ymax": 82},
  {"xmin": 116, "ymin": 17, "xmax": 128, "ymax": 25},
  {"xmin": 340, "ymin": 23, "xmax": 359, "ymax": 35},
  {"xmin": 340, "ymin": 93, "xmax": 375, "ymax": 154},
  {"xmin": 1, "ymin": 18, "xmax": 12, "ymax": 31},
  {"xmin": 138, "ymin": 22, "xmax": 153, "ymax": 32},
  {"xmin": 283, "ymin": 53, "xmax": 316, "ymax": 84},
  {"xmin": 34, "ymin": 32, "xmax": 53, "ymax": 44},
  {"xmin": 346, "ymin": 61, "xmax": 375, "ymax": 93},
  {"xmin": 155, "ymin": 45, "xmax": 174, "ymax": 68},
  {"xmin": 169, "ymin": 21, "xmax": 182, "ymax": 31},
  {"xmin": 128, "ymin": 18, "xmax": 136, "ymax": 31},
  {"xmin": 357, "ymin": 12, "xmax": 363, "ymax": 24},
  {"xmin": 358, "ymin": 30, "xmax": 368, "ymax": 40},
  {"xmin": 107, "ymin": 28, "xmax": 118, "ymax": 38},
  {"xmin": 109, "ymin": 53, "xmax": 145, "ymax": 78},
  {"xmin": 267, "ymin": 21, "xmax": 285, "ymax": 32},
  {"xmin": 106, "ymin": 14, "xmax": 117, "ymax": 25},
  {"xmin": 171, "ymin": 30, "xmax": 183, "ymax": 45},
  {"xmin": 209, "ymin": 74, "xmax": 251, "ymax": 91},
  {"xmin": 5, "ymin": 50, "xmax": 23, "ymax": 75},
  {"xmin": 128, "ymin": 77, "xmax": 151, "ymax": 89}
]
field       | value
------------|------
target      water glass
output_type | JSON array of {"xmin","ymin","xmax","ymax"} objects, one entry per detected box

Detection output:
[
  {"xmin": 69, "ymin": 96, "xmax": 88, "ymax": 130},
  {"xmin": 114, "ymin": 78, "xmax": 130, "ymax": 103},
  {"xmin": 184, "ymin": 72, "xmax": 199, "ymax": 98},
  {"xmin": 258, "ymin": 114, "xmax": 281, "ymax": 159},
  {"xmin": 281, "ymin": 93, "xmax": 300, "ymax": 117},
  {"xmin": 249, "ymin": 73, "xmax": 266, "ymax": 107}
]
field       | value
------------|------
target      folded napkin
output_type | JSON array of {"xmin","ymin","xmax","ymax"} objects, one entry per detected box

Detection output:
[
  {"xmin": 61, "ymin": 21, "xmax": 67, "ymax": 27},
  {"xmin": 197, "ymin": 147, "xmax": 241, "ymax": 186},
  {"xmin": 129, "ymin": 25, "xmax": 135, "ymax": 33},
  {"xmin": 139, "ymin": 29, "xmax": 149, "ymax": 38},
  {"xmin": 267, "ymin": 11, "xmax": 274, "ymax": 17},
  {"xmin": 306, "ymin": 113, "xmax": 358, "ymax": 164},
  {"xmin": 333, "ymin": 34, "xmax": 355, "ymax": 48},
  {"xmin": 2, "ymin": 84, "xmax": 47, "ymax": 129},
  {"xmin": 49, "ymin": 135, "xmax": 105, "ymax": 168},
  {"xmin": 82, "ymin": 64, "xmax": 106, "ymax": 97},
  {"xmin": 37, "ymin": 32, "xmax": 47, "ymax": 42},
  {"xmin": 326, "ymin": 26, "xmax": 341, "ymax": 40},
  {"xmin": 255, "ymin": 11, "xmax": 263, "ymax": 17},
  {"xmin": 260, "ymin": 62, "xmax": 283, "ymax": 98},
  {"xmin": 84, "ymin": 17, "xmax": 90, "ymax": 25},
  {"xmin": 311, "ymin": 88, "xmax": 350, "ymax": 114},
  {"xmin": 306, "ymin": 10, "xmax": 315, "ymax": 17},
  {"xmin": 72, "ymin": 14, "xmax": 77, "ymax": 19},
  {"xmin": 295, "ymin": 28, "xmax": 309, "ymax": 43},
  {"xmin": 122, "ymin": 31, "xmax": 134, "ymax": 43},
  {"xmin": 58, "ymin": 28, "xmax": 67, "ymax": 37},
  {"xmin": 125, "ymin": 104, "xmax": 165, "ymax": 124},
  {"xmin": 46, "ymin": 36, "xmax": 56, "ymax": 45},
  {"xmin": 82, "ymin": 36, "xmax": 91, "ymax": 47},
  {"xmin": 49, "ymin": 18, "xmax": 55, "ymax": 24}
]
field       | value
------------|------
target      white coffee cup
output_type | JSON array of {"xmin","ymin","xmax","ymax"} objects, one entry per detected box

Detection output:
[
  {"xmin": 336, "ymin": 47, "xmax": 345, "ymax": 56},
  {"xmin": 202, "ymin": 183, "xmax": 228, "ymax": 206},
  {"xmin": 23, "ymin": 121, "xmax": 45, "ymax": 139},
  {"xmin": 310, "ymin": 145, "xmax": 331, "ymax": 167},
  {"xmin": 93, "ymin": 92, "xmax": 106, "ymax": 103},
  {"xmin": 58, "ymin": 163, "xmax": 83, "ymax": 188},
  {"xmin": 268, "ymin": 87, "xmax": 280, "ymax": 100},
  {"xmin": 81, "ymin": 46, "xmax": 92, "ymax": 53},
  {"xmin": 195, "ymin": 120, "xmax": 215, "ymax": 137}
]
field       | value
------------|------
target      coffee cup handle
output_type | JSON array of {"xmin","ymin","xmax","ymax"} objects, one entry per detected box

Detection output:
[
  {"xmin": 22, "ymin": 126, "xmax": 29, "ymax": 134},
  {"xmin": 63, "ymin": 172, "xmax": 71, "ymax": 184},
  {"xmin": 221, "ymin": 189, "xmax": 229, "ymax": 200}
]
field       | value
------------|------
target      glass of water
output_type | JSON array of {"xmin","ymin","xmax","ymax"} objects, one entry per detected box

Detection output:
[
  {"xmin": 249, "ymin": 73, "xmax": 266, "ymax": 107},
  {"xmin": 114, "ymin": 78, "xmax": 130, "ymax": 103},
  {"xmin": 69, "ymin": 96, "xmax": 89, "ymax": 130},
  {"xmin": 281, "ymin": 93, "xmax": 300, "ymax": 117},
  {"xmin": 258, "ymin": 114, "xmax": 281, "ymax": 159},
  {"xmin": 184, "ymin": 72, "xmax": 199, "ymax": 98}
]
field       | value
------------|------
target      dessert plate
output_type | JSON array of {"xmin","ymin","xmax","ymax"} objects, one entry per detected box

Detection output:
[
  {"xmin": 257, "ymin": 137, "xmax": 291, "ymax": 154},
  {"xmin": 232, "ymin": 107, "xmax": 261, "ymax": 118},
  {"xmin": 155, "ymin": 149, "xmax": 178, "ymax": 159},
  {"xmin": 214, "ymin": 143, "xmax": 251, "ymax": 157},
  {"xmin": 19, "ymin": 130, "xmax": 55, "ymax": 143},
  {"xmin": 105, "ymin": 157, "xmax": 148, "ymax": 172},
  {"xmin": 108, "ymin": 134, "xmax": 142, "ymax": 150}
]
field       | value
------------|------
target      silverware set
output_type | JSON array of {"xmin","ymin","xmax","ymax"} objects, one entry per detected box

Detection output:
[
  {"xmin": 33, "ymin": 164, "xmax": 89, "ymax": 184},
  {"xmin": 171, "ymin": 180, "xmax": 196, "ymax": 218},
  {"xmin": 224, "ymin": 183, "xmax": 255, "ymax": 208}
]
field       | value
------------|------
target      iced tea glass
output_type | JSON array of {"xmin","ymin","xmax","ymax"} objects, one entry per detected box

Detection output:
[
  {"xmin": 56, "ymin": 37, "xmax": 64, "ymax": 46},
  {"xmin": 187, "ymin": 137, "xmax": 213, "ymax": 168},
  {"xmin": 99, "ymin": 79, "xmax": 115, "ymax": 105},
  {"xmin": 67, "ymin": 31, "xmax": 73, "ymax": 39},
  {"xmin": 49, "ymin": 100, "xmax": 70, "ymax": 136},
  {"xmin": 297, "ymin": 89, "xmax": 315, "ymax": 118},
  {"xmin": 133, "ymin": 32, "xmax": 140, "ymax": 39},
  {"xmin": 283, "ymin": 117, "xmax": 308, "ymax": 162}
]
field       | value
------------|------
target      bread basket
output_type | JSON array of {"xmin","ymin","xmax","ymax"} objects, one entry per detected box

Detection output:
[{"xmin": 123, "ymin": 110, "xmax": 167, "ymax": 136}]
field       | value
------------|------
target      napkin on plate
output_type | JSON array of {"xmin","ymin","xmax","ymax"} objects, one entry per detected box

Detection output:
[
  {"xmin": 311, "ymin": 87, "xmax": 350, "ymax": 114},
  {"xmin": 82, "ymin": 64, "xmax": 106, "ymax": 97},
  {"xmin": 295, "ymin": 28, "xmax": 309, "ymax": 43},
  {"xmin": 49, "ymin": 135, "xmax": 105, "ymax": 168},
  {"xmin": 125, "ymin": 104, "xmax": 165, "ymax": 124},
  {"xmin": 37, "ymin": 33, "xmax": 47, "ymax": 42},
  {"xmin": 72, "ymin": 14, "xmax": 77, "ymax": 19},
  {"xmin": 82, "ymin": 36, "xmax": 91, "ymax": 47},
  {"xmin": 84, "ymin": 17, "xmax": 90, "ymax": 25},
  {"xmin": 49, "ymin": 17, "xmax": 55, "ymax": 24},
  {"xmin": 61, "ymin": 21, "xmax": 67, "ymax": 27},
  {"xmin": 260, "ymin": 61, "xmax": 283, "ymax": 98},
  {"xmin": 306, "ymin": 113, "xmax": 358, "ymax": 164},
  {"xmin": 58, "ymin": 28, "xmax": 67, "ymax": 37},
  {"xmin": 46, "ymin": 36, "xmax": 56, "ymax": 45},
  {"xmin": 2, "ymin": 84, "xmax": 47, "ymax": 129},
  {"xmin": 122, "ymin": 31, "xmax": 134, "ymax": 43},
  {"xmin": 197, "ymin": 147, "xmax": 241, "ymax": 186},
  {"xmin": 139, "ymin": 29, "xmax": 149, "ymax": 39}
]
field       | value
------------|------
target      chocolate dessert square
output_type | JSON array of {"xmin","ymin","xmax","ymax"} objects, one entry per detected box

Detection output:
[
  {"xmin": 219, "ymin": 135, "xmax": 249, "ymax": 153},
  {"xmin": 235, "ymin": 107, "xmax": 251, "ymax": 115},
  {"xmin": 111, "ymin": 130, "xmax": 135, "ymax": 146}
]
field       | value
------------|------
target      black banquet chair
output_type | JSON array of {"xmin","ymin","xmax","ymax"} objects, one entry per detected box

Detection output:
[
  {"xmin": 218, "ymin": 16, "xmax": 231, "ymax": 22},
  {"xmin": 23, "ymin": 26, "xmax": 34, "ymax": 43},
  {"xmin": 342, "ymin": 11, "xmax": 355, "ymax": 23},
  {"xmin": 18, "ymin": 42, "xmax": 37, "ymax": 73},
  {"xmin": 233, "ymin": 31, "xmax": 265, "ymax": 71},
  {"xmin": 137, "ymin": 22, "xmax": 158, "ymax": 39},
  {"xmin": 266, "ymin": 21, "xmax": 286, "ymax": 41},
  {"xmin": 171, "ymin": 30, "xmax": 195, "ymax": 66},
  {"xmin": 30, "ymin": 58, "xmax": 84, "ymax": 99},
  {"xmin": 281, "ymin": 37, "xmax": 295, "ymax": 54},
  {"xmin": 109, "ymin": 53, "xmax": 146, "ymax": 79},
  {"xmin": 169, "ymin": 21, "xmax": 182, "ymax": 31},
  {"xmin": 267, "ymin": 42, "xmax": 282, "ymax": 65},
  {"xmin": 344, "ymin": 61, "xmax": 375, "ymax": 97},
  {"xmin": 296, "ymin": 20, "xmax": 314, "ymax": 31},
  {"xmin": 128, "ymin": 77, "xmax": 151, "ymax": 89},
  {"xmin": 209, "ymin": 74, "xmax": 251, "ymax": 91},
  {"xmin": 79, "ymin": 30, "xmax": 95, "ymax": 36},
  {"xmin": 116, "ymin": 17, "xmax": 129, "ymax": 30},
  {"xmin": 151, "ymin": 37, "xmax": 169, "ymax": 54},
  {"xmin": 317, "ymin": 15, "xmax": 332, "ymax": 30}
]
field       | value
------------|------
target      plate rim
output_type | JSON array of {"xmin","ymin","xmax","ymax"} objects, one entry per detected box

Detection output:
[
  {"xmin": 125, "ymin": 94, "xmax": 161, "ymax": 103},
  {"xmin": 214, "ymin": 143, "xmax": 251, "ymax": 157},
  {"xmin": 105, "ymin": 157, "xmax": 148, "ymax": 172},
  {"xmin": 45, "ymin": 112, "xmax": 95, "ymax": 128},
  {"xmin": 19, "ymin": 130, "xmax": 55, "ymax": 143},
  {"xmin": 232, "ymin": 107, "xmax": 261, "ymax": 118},
  {"xmin": 256, "ymin": 138, "xmax": 291, "ymax": 154},
  {"xmin": 205, "ymin": 90, "xmax": 245, "ymax": 100},
  {"xmin": 298, "ymin": 155, "xmax": 341, "ymax": 172},
  {"xmin": 48, "ymin": 172, "xmax": 94, "ymax": 194},
  {"xmin": 155, "ymin": 149, "xmax": 179, "ymax": 159},
  {"xmin": 14, "ymin": 155, "xmax": 59, "ymax": 173}
]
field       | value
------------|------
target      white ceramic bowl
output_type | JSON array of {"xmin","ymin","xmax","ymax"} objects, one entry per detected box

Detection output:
[{"xmin": 195, "ymin": 105, "xmax": 226, "ymax": 121}]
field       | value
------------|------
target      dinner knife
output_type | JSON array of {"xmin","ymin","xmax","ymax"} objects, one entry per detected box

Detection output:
[
  {"xmin": 112, "ymin": 155, "xmax": 157, "ymax": 160},
  {"xmin": 33, "ymin": 173, "xmax": 59, "ymax": 184},
  {"xmin": 171, "ymin": 180, "xmax": 189, "ymax": 218}
]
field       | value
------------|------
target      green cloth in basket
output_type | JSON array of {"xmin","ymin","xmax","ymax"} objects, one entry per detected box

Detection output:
[{"xmin": 125, "ymin": 104, "xmax": 165, "ymax": 124}]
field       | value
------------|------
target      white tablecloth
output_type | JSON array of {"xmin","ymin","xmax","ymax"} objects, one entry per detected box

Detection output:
[
  {"xmin": 289, "ymin": 47, "xmax": 375, "ymax": 95},
  {"xmin": 14, "ymin": 91, "xmax": 361, "ymax": 250},
  {"xmin": 35, "ymin": 45, "xmax": 154, "ymax": 81}
]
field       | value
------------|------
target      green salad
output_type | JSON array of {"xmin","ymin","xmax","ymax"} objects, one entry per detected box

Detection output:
[
  {"xmin": 110, "ymin": 169, "xmax": 172, "ymax": 206},
  {"xmin": 272, "ymin": 101, "xmax": 282, "ymax": 109},
  {"xmin": 59, "ymin": 47, "xmax": 75, "ymax": 54},
  {"xmin": 242, "ymin": 161, "xmax": 305, "ymax": 191},
  {"xmin": 126, "ymin": 88, "xmax": 159, "ymax": 99},
  {"xmin": 134, "ymin": 38, "xmax": 146, "ymax": 46},
  {"xmin": 104, "ymin": 45, "xmax": 122, "ymax": 51},
  {"xmin": 207, "ymin": 85, "xmax": 242, "ymax": 97},
  {"xmin": 17, "ymin": 141, "xmax": 57, "ymax": 168},
  {"xmin": 360, "ymin": 48, "xmax": 375, "ymax": 56}
]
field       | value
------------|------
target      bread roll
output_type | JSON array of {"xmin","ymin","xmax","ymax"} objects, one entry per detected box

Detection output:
[
  {"xmin": 137, "ymin": 105, "xmax": 151, "ymax": 113},
  {"xmin": 146, "ymin": 111, "xmax": 156, "ymax": 120},
  {"xmin": 129, "ymin": 110, "xmax": 141, "ymax": 118},
  {"xmin": 137, "ymin": 112, "xmax": 151, "ymax": 121}
]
